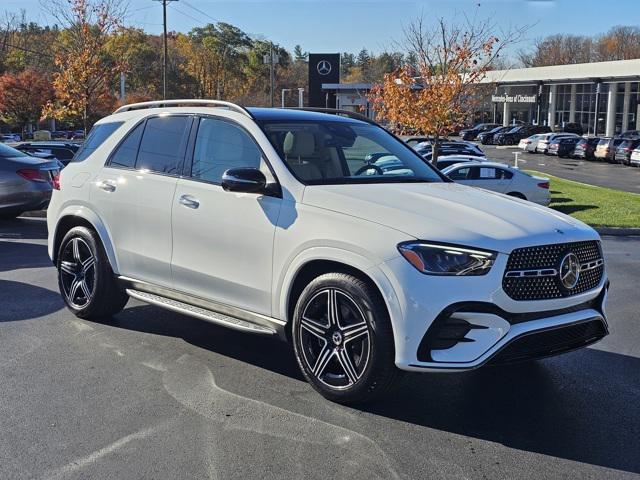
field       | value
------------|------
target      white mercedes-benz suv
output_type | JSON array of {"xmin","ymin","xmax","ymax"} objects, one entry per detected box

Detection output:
[{"xmin": 47, "ymin": 100, "xmax": 609, "ymax": 404}]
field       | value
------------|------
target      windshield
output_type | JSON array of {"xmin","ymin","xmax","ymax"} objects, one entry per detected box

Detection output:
[
  {"xmin": 259, "ymin": 120, "xmax": 444, "ymax": 185},
  {"xmin": 0, "ymin": 143, "xmax": 30, "ymax": 158}
]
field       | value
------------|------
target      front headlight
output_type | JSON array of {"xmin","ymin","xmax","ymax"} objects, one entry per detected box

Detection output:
[{"xmin": 398, "ymin": 242, "xmax": 497, "ymax": 276}]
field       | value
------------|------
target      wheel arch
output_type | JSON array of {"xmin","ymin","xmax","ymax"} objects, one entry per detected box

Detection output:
[
  {"xmin": 279, "ymin": 250, "xmax": 402, "ymax": 347},
  {"xmin": 52, "ymin": 207, "xmax": 119, "ymax": 272}
]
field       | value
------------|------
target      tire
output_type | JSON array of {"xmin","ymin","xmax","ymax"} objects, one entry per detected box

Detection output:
[
  {"xmin": 507, "ymin": 192, "xmax": 527, "ymax": 200},
  {"xmin": 57, "ymin": 226, "xmax": 128, "ymax": 319},
  {"xmin": 291, "ymin": 272, "xmax": 402, "ymax": 404}
]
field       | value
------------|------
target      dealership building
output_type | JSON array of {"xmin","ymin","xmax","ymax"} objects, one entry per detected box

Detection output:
[{"xmin": 321, "ymin": 58, "xmax": 640, "ymax": 136}]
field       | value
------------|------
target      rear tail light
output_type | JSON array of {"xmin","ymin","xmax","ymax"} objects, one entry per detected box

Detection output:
[
  {"xmin": 537, "ymin": 182, "xmax": 550, "ymax": 189},
  {"xmin": 52, "ymin": 171, "xmax": 61, "ymax": 190},
  {"xmin": 17, "ymin": 169, "xmax": 48, "ymax": 183}
]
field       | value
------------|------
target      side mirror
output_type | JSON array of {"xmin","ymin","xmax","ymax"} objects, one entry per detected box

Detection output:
[{"xmin": 221, "ymin": 168, "xmax": 267, "ymax": 194}]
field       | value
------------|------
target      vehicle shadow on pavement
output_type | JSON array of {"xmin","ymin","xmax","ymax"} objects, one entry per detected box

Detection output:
[
  {"xmin": 0, "ymin": 279, "xmax": 64, "ymax": 321},
  {"xmin": 108, "ymin": 304, "xmax": 639, "ymax": 475},
  {"xmin": 111, "ymin": 304, "xmax": 304, "ymax": 380},
  {"xmin": 0, "ymin": 217, "xmax": 48, "ymax": 241},
  {"xmin": 0, "ymin": 240, "xmax": 51, "ymax": 272},
  {"xmin": 364, "ymin": 349, "xmax": 640, "ymax": 475}
]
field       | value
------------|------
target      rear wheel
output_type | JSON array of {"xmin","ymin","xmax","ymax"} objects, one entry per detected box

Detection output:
[
  {"xmin": 507, "ymin": 192, "xmax": 527, "ymax": 200},
  {"xmin": 57, "ymin": 227, "xmax": 128, "ymax": 319},
  {"xmin": 292, "ymin": 272, "xmax": 401, "ymax": 404}
]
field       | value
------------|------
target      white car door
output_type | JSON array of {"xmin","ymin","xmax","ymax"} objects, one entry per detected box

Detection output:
[
  {"xmin": 91, "ymin": 115, "xmax": 192, "ymax": 287},
  {"xmin": 467, "ymin": 166, "xmax": 512, "ymax": 193},
  {"xmin": 171, "ymin": 116, "xmax": 282, "ymax": 316}
]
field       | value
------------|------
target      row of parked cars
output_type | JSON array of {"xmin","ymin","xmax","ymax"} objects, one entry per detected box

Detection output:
[
  {"xmin": 518, "ymin": 130, "xmax": 640, "ymax": 166},
  {"xmin": 402, "ymin": 136, "xmax": 551, "ymax": 205},
  {"xmin": 1, "ymin": 130, "xmax": 85, "ymax": 142}
]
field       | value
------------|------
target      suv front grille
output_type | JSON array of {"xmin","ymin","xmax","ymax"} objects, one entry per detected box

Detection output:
[{"xmin": 503, "ymin": 241, "xmax": 604, "ymax": 301}]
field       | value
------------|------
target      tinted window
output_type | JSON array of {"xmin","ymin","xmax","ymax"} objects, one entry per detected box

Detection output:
[
  {"xmin": 136, "ymin": 116, "xmax": 190, "ymax": 174},
  {"xmin": 447, "ymin": 167, "xmax": 471, "ymax": 180},
  {"xmin": 109, "ymin": 122, "xmax": 144, "ymax": 168},
  {"xmin": 191, "ymin": 118, "xmax": 263, "ymax": 183},
  {"xmin": 74, "ymin": 122, "xmax": 124, "ymax": 162}
]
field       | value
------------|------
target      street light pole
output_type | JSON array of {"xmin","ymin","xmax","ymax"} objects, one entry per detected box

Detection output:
[{"xmin": 154, "ymin": 0, "xmax": 178, "ymax": 100}]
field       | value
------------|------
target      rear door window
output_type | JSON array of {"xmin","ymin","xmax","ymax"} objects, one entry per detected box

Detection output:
[
  {"xmin": 74, "ymin": 122, "xmax": 124, "ymax": 162},
  {"xmin": 135, "ymin": 116, "xmax": 191, "ymax": 175}
]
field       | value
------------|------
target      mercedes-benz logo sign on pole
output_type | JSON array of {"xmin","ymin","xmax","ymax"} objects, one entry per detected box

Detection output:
[
  {"xmin": 317, "ymin": 60, "xmax": 332, "ymax": 76},
  {"xmin": 559, "ymin": 253, "xmax": 580, "ymax": 289}
]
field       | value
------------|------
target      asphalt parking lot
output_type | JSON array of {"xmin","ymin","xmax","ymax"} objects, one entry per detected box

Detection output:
[
  {"xmin": 1, "ymin": 217, "xmax": 639, "ymax": 480},
  {"xmin": 480, "ymin": 144, "xmax": 640, "ymax": 194}
]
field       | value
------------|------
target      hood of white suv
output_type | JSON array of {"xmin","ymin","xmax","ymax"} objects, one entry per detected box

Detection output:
[{"xmin": 302, "ymin": 182, "xmax": 597, "ymax": 253}]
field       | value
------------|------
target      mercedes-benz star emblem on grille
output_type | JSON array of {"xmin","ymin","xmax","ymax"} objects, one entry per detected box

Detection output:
[
  {"xmin": 559, "ymin": 253, "xmax": 580, "ymax": 289},
  {"xmin": 317, "ymin": 60, "xmax": 332, "ymax": 75}
]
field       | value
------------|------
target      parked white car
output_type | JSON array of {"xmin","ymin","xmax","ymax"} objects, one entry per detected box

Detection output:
[
  {"xmin": 519, "ymin": 134, "xmax": 544, "ymax": 152},
  {"xmin": 442, "ymin": 161, "xmax": 551, "ymax": 205},
  {"xmin": 47, "ymin": 100, "xmax": 608, "ymax": 404},
  {"xmin": 536, "ymin": 133, "xmax": 580, "ymax": 154},
  {"xmin": 629, "ymin": 146, "xmax": 640, "ymax": 166}
]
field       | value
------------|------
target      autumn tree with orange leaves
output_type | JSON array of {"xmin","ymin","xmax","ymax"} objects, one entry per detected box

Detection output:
[
  {"xmin": 369, "ymin": 13, "xmax": 528, "ymax": 162},
  {"xmin": 44, "ymin": 0, "xmax": 126, "ymax": 133},
  {"xmin": 0, "ymin": 69, "xmax": 54, "ymax": 134}
]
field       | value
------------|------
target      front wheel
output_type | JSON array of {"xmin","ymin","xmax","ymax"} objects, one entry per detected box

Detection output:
[
  {"xmin": 57, "ymin": 226, "xmax": 129, "ymax": 319},
  {"xmin": 292, "ymin": 273, "xmax": 402, "ymax": 404}
]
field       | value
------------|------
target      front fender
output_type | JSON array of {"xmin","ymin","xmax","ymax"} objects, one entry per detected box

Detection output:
[{"xmin": 275, "ymin": 246, "xmax": 404, "ymax": 354}]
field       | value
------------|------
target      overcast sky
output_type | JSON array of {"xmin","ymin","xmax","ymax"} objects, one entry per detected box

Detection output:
[{"xmin": 6, "ymin": 0, "xmax": 640, "ymax": 59}]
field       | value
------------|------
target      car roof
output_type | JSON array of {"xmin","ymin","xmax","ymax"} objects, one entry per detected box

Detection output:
[{"xmin": 246, "ymin": 107, "xmax": 369, "ymax": 124}]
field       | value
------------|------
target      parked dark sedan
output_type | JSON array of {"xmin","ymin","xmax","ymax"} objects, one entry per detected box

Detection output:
[
  {"xmin": 547, "ymin": 136, "xmax": 582, "ymax": 157},
  {"xmin": 495, "ymin": 125, "xmax": 551, "ymax": 145},
  {"xmin": 572, "ymin": 137, "xmax": 600, "ymax": 160},
  {"xmin": 614, "ymin": 139, "xmax": 640, "ymax": 165},
  {"xmin": 459, "ymin": 123, "xmax": 499, "ymax": 141},
  {"xmin": 0, "ymin": 143, "xmax": 60, "ymax": 219},
  {"xmin": 14, "ymin": 141, "xmax": 81, "ymax": 166},
  {"xmin": 477, "ymin": 126, "xmax": 511, "ymax": 145}
]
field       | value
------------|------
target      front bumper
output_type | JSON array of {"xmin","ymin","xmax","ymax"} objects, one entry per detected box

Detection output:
[{"xmin": 380, "ymin": 253, "xmax": 608, "ymax": 372}]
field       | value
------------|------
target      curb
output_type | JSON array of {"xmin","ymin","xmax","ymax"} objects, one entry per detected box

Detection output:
[
  {"xmin": 595, "ymin": 227, "xmax": 640, "ymax": 236},
  {"xmin": 20, "ymin": 210, "xmax": 47, "ymax": 218}
]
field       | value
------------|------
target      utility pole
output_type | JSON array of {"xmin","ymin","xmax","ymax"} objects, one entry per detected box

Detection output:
[
  {"xmin": 154, "ymin": 0, "xmax": 178, "ymax": 100},
  {"xmin": 263, "ymin": 44, "xmax": 279, "ymax": 107}
]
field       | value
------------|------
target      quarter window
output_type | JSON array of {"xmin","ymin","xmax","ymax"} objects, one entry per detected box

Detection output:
[
  {"xmin": 136, "ymin": 116, "xmax": 190, "ymax": 174},
  {"xmin": 109, "ymin": 122, "xmax": 144, "ymax": 168},
  {"xmin": 74, "ymin": 122, "xmax": 124, "ymax": 162},
  {"xmin": 191, "ymin": 117, "xmax": 265, "ymax": 183}
]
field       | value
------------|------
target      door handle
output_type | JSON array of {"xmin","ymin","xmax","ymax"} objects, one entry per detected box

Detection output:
[
  {"xmin": 179, "ymin": 194, "xmax": 200, "ymax": 209},
  {"xmin": 97, "ymin": 180, "xmax": 116, "ymax": 192}
]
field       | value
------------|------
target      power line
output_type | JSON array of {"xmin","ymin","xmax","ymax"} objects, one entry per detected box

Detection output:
[
  {"xmin": 180, "ymin": 1, "xmax": 220, "ymax": 24},
  {"xmin": 168, "ymin": 5, "xmax": 206, "ymax": 26}
]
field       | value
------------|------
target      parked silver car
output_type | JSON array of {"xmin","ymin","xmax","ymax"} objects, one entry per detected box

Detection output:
[{"xmin": 0, "ymin": 143, "xmax": 60, "ymax": 219}]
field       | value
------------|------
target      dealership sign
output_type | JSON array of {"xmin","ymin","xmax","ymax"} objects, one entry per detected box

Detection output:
[
  {"xmin": 308, "ymin": 53, "xmax": 340, "ymax": 108},
  {"xmin": 492, "ymin": 94, "xmax": 537, "ymax": 104}
]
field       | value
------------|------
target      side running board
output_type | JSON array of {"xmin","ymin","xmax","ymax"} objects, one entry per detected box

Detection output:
[{"xmin": 126, "ymin": 289, "xmax": 278, "ymax": 336}]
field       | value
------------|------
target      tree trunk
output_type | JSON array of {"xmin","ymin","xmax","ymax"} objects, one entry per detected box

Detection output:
[{"xmin": 431, "ymin": 135, "xmax": 439, "ymax": 165}]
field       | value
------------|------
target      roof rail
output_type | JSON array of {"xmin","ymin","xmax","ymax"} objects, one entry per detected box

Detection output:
[
  {"xmin": 113, "ymin": 99, "xmax": 253, "ymax": 118},
  {"xmin": 285, "ymin": 107, "xmax": 376, "ymax": 124}
]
